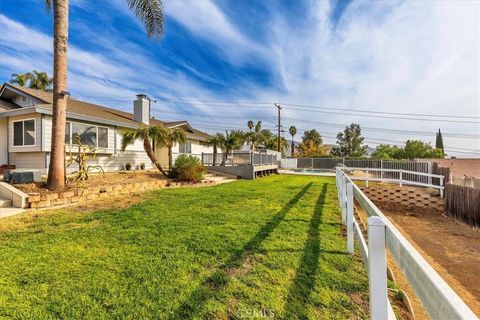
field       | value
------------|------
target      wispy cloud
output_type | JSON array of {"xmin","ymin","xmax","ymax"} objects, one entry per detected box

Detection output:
[{"xmin": 0, "ymin": 0, "xmax": 478, "ymax": 156}]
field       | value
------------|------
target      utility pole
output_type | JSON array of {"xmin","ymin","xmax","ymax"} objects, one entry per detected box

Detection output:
[{"xmin": 275, "ymin": 103, "xmax": 282, "ymax": 151}]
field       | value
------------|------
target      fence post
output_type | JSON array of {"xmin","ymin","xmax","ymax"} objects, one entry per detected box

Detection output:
[
  {"xmin": 440, "ymin": 176, "xmax": 444, "ymax": 198},
  {"xmin": 428, "ymin": 162, "xmax": 432, "ymax": 185},
  {"xmin": 341, "ymin": 176, "xmax": 347, "ymax": 225},
  {"xmin": 201, "ymin": 152, "xmax": 204, "ymax": 166},
  {"xmin": 380, "ymin": 160, "xmax": 384, "ymax": 179},
  {"xmin": 366, "ymin": 169, "xmax": 369, "ymax": 188},
  {"xmin": 368, "ymin": 216, "xmax": 388, "ymax": 320},
  {"xmin": 347, "ymin": 183, "xmax": 354, "ymax": 254},
  {"xmin": 399, "ymin": 169, "xmax": 403, "ymax": 187},
  {"xmin": 311, "ymin": 158, "xmax": 314, "ymax": 169}
]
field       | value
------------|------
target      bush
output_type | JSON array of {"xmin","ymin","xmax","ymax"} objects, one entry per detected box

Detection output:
[{"xmin": 171, "ymin": 154, "xmax": 205, "ymax": 182}]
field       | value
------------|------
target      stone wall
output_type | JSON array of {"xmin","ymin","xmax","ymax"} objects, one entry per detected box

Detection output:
[
  {"xmin": 28, "ymin": 180, "xmax": 215, "ymax": 209},
  {"xmin": 359, "ymin": 183, "xmax": 444, "ymax": 213}
]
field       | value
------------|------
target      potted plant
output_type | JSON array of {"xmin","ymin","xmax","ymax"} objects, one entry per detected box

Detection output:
[
  {"xmin": 125, "ymin": 163, "xmax": 132, "ymax": 171},
  {"xmin": 140, "ymin": 162, "xmax": 145, "ymax": 170}
]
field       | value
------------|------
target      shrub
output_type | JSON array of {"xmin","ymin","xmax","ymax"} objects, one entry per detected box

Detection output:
[{"xmin": 172, "ymin": 154, "xmax": 205, "ymax": 182}]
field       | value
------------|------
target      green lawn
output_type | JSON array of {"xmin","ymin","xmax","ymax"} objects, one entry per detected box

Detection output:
[{"xmin": 0, "ymin": 175, "xmax": 368, "ymax": 319}]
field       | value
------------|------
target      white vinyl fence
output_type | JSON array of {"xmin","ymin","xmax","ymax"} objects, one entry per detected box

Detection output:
[
  {"xmin": 281, "ymin": 158, "xmax": 434, "ymax": 184},
  {"xmin": 336, "ymin": 167, "xmax": 477, "ymax": 320}
]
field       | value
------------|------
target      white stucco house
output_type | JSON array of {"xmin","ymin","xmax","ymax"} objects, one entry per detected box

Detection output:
[{"xmin": 0, "ymin": 82, "xmax": 215, "ymax": 173}]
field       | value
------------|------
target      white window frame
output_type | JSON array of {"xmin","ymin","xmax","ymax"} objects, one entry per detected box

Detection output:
[
  {"xmin": 12, "ymin": 118, "xmax": 36, "ymax": 147},
  {"xmin": 179, "ymin": 142, "xmax": 192, "ymax": 154},
  {"xmin": 65, "ymin": 121, "xmax": 109, "ymax": 149}
]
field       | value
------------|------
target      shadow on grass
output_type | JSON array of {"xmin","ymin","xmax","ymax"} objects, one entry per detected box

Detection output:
[
  {"xmin": 283, "ymin": 184, "xmax": 333, "ymax": 318},
  {"xmin": 170, "ymin": 182, "xmax": 313, "ymax": 320}
]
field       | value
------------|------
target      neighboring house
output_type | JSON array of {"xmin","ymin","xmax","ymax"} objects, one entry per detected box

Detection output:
[{"xmin": 0, "ymin": 82, "xmax": 214, "ymax": 173}]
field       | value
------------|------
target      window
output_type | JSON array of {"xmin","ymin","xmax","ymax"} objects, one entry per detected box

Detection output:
[
  {"xmin": 98, "ymin": 127, "xmax": 108, "ymax": 148},
  {"xmin": 65, "ymin": 121, "xmax": 108, "ymax": 148},
  {"xmin": 13, "ymin": 119, "xmax": 35, "ymax": 146},
  {"xmin": 179, "ymin": 142, "xmax": 191, "ymax": 154}
]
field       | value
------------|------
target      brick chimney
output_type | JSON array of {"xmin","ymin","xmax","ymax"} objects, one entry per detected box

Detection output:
[{"xmin": 134, "ymin": 94, "xmax": 150, "ymax": 125}]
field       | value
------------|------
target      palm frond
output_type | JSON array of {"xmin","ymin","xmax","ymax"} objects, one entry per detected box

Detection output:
[{"xmin": 125, "ymin": 0, "xmax": 164, "ymax": 38}]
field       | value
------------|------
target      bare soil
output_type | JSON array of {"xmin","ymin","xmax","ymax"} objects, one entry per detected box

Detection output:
[
  {"xmin": 383, "ymin": 210, "xmax": 480, "ymax": 316},
  {"xmin": 14, "ymin": 170, "xmax": 168, "ymax": 195}
]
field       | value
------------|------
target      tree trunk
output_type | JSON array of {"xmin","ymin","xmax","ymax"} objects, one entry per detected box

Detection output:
[
  {"xmin": 143, "ymin": 138, "xmax": 168, "ymax": 177},
  {"xmin": 168, "ymin": 146, "xmax": 173, "ymax": 171},
  {"xmin": 291, "ymin": 137, "xmax": 295, "ymax": 158},
  {"xmin": 213, "ymin": 144, "xmax": 217, "ymax": 166},
  {"xmin": 47, "ymin": 0, "xmax": 69, "ymax": 191}
]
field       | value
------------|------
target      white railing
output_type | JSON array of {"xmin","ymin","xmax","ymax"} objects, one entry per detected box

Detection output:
[
  {"xmin": 336, "ymin": 167, "xmax": 478, "ymax": 320},
  {"xmin": 343, "ymin": 166, "xmax": 445, "ymax": 198}
]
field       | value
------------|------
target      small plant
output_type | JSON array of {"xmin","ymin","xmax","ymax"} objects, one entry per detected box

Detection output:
[
  {"xmin": 66, "ymin": 137, "xmax": 105, "ymax": 183},
  {"xmin": 125, "ymin": 163, "xmax": 132, "ymax": 171},
  {"xmin": 140, "ymin": 162, "xmax": 146, "ymax": 170},
  {"xmin": 171, "ymin": 154, "xmax": 205, "ymax": 182}
]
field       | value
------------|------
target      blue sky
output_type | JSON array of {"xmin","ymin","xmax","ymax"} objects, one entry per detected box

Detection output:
[{"xmin": 0, "ymin": 0, "xmax": 479, "ymax": 156}]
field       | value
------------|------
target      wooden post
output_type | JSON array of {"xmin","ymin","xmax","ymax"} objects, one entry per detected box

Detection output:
[
  {"xmin": 399, "ymin": 170, "xmax": 403, "ymax": 187},
  {"xmin": 368, "ymin": 216, "xmax": 388, "ymax": 320},
  {"xmin": 347, "ymin": 182, "xmax": 354, "ymax": 254}
]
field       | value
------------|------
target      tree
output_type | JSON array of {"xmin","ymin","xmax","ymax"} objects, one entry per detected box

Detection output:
[
  {"xmin": 157, "ymin": 128, "xmax": 187, "ymax": 170},
  {"xmin": 217, "ymin": 130, "xmax": 244, "ymax": 165},
  {"xmin": 10, "ymin": 73, "xmax": 31, "ymax": 87},
  {"xmin": 289, "ymin": 126, "xmax": 297, "ymax": 157},
  {"xmin": 435, "ymin": 129, "xmax": 445, "ymax": 158},
  {"xmin": 332, "ymin": 123, "xmax": 367, "ymax": 158},
  {"xmin": 247, "ymin": 121, "xmax": 262, "ymax": 150},
  {"xmin": 45, "ymin": 0, "xmax": 164, "ymax": 190},
  {"xmin": 120, "ymin": 125, "xmax": 169, "ymax": 177},
  {"xmin": 203, "ymin": 134, "xmax": 223, "ymax": 166},
  {"xmin": 371, "ymin": 144, "xmax": 402, "ymax": 159},
  {"xmin": 296, "ymin": 129, "xmax": 328, "ymax": 157},
  {"xmin": 402, "ymin": 140, "xmax": 444, "ymax": 159},
  {"xmin": 28, "ymin": 70, "xmax": 53, "ymax": 91},
  {"xmin": 247, "ymin": 120, "xmax": 254, "ymax": 132}
]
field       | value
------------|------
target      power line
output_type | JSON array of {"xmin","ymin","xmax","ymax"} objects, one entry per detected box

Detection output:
[{"xmin": 72, "ymin": 95, "xmax": 480, "ymax": 121}]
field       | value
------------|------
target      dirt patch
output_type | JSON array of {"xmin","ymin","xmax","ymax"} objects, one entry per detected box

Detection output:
[
  {"xmin": 383, "ymin": 210, "xmax": 480, "ymax": 316},
  {"xmin": 14, "ymin": 170, "xmax": 168, "ymax": 195}
]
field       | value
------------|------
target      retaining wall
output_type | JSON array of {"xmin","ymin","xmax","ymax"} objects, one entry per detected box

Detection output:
[
  {"xmin": 359, "ymin": 183, "xmax": 444, "ymax": 213},
  {"xmin": 28, "ymin": 179, "xmax": 215, "ymax": 209}
]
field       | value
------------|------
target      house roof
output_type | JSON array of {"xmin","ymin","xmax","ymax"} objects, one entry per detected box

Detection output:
[{"xmin": 0, "ymin": 83, "xmax": 211, "ymax": 140}]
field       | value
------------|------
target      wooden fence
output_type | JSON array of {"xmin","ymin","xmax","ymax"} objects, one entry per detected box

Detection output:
[{"xmin": 445, "ymin": 183, "xmax": 480, "ymax": 228}]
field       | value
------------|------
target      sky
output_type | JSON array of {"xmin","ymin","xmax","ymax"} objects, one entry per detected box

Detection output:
[{"xmin": 0, "ymin": 0, "xmax": 479, "ymax": 157}]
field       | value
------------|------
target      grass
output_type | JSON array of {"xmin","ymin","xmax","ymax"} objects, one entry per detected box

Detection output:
[{"xmin": 0, "ymin": 175, "xmax": 369, "ymax": 319}]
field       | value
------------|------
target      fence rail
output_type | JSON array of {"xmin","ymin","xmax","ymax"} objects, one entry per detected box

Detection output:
[
  {"xmin": 336, "ymin": 167, "xmax": 477, "ymax": 320},
  {"xmin": 281, "ymin": 158, "xmax": 434, "ymax": 184},
  {"xmin": 343, "ymin": 166, "xmax": 445, "ymax": 197},
  {"xmin": 201, "ymin": 152, "xmax": 278, "ymax": 167}
]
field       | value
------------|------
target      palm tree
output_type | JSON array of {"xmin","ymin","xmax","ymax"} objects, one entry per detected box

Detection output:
[
  {"xmin": 289, "ymin": 126, "xmax": 297, "ymax": 157},
  {"xmin": 10, "ymin": 73, "xmax": 31, "ymax": 87},
  {"xmin": 217, "ymin": 130, "xmax": 244, "ymax": 165},
  {"xmin": 157, "ymin": 128, "xmax": 186, "ymax": 170},
  {"xmin": 45, "ymin": 0, "xmax": 164, "ymax": 190},
  {"xmin": 203, "ymin": 134, "xmax": 223, "ymax": 166},
  {"xmin": 120, "ymin": 125, "xmax": 169, "ymax": 177},
  {"xmin": 247, "ymin": 120, "xmax": 254, "ymax": 132},
  {"xmin": 29, "ymin": 70, "xmax": 53, "ymax": 91}
]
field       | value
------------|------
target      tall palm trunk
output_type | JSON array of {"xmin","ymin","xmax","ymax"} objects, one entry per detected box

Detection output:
[
  {"xmin": 143, "ymin": 139, "xmax": 168, "ymax": 177},
  {"xmin": 291, "ymin": 135, "xmax": 295, "ymax": 157},
  {"xmin": 212, "ymin": 144, "xmax": 217, "ymax": 166},
  {"xmin": 47, "ymin": 0, "xmax": 69, "ymax": 190}
]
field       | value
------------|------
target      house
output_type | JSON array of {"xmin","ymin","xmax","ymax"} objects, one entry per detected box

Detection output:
[{"xmin": 0, "ymin": 82, "xmax": 214, "ymax": 174}]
